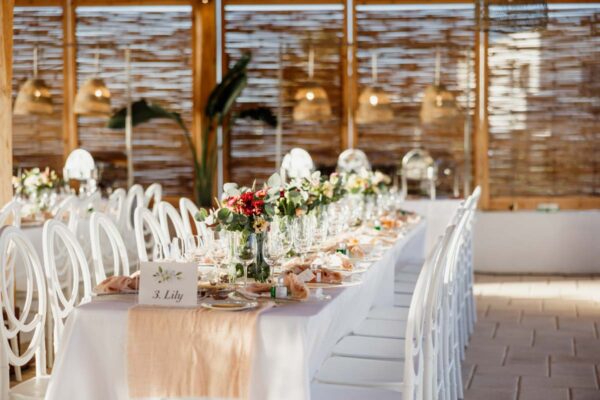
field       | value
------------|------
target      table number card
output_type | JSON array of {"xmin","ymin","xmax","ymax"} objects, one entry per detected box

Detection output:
[{"xmin": 139, "ymin": 261, "xmax": 198, "ymax": 307}]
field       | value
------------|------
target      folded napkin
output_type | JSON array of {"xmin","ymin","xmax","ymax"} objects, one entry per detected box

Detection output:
[
  {"xmin": 127, "ymin": 302, "xmax": 273, "ymax": 399},
  {"xmin": 94, "ymin": 275, "xmax": 139, "ymax": 294}
]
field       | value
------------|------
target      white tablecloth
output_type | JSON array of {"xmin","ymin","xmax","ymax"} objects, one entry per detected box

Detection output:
[{"xmin": 45, "ymin": 221, "xmax": 426, "ymax": 400}]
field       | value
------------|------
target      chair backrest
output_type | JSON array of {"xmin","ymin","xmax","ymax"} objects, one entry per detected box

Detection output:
[
  {"xmin": 106, "ymin": 188, "xmax": 126, "ymax": 224},
  {"xmin": 125, "ymin": 184, "xmax": 145, "ymax": 231},
  {"xmin": 0, "ymin": 200, "xmax": 21, "ymax": 228},
  {"xmin": 403, "ymin": 227, "xmax": 454, "ymax": 400},
  {"xmin": 134, "ymin": 207, "xmax": 170, "ymax": 262},
  {"xmin": 158, "ymin": 201, "xmax": 187, "ymax": 242},
  {"xmin": 336, "ymin": 148, "xmax": 371, "ymax": 173},
  {"xmin": 89, "ymin": 212, "xmax": 130, "ymax": 286},
  {"xmin": 0, "ymin": 226, "xmax": 47, "ymax": 396},
  {"xmin": 42, "ymin": 220, "xmax": 92, "ymax": 355},
  {"xmin": 144, "ymin": 183, "xmax": 162, "ymax": 213},
  {"xmin": 280, "ymin": 148, "xmax": 314, "ymax": 181},
  {"xmin": 53, "ymin": 195, "xmax": 80, "ymax": 232}
]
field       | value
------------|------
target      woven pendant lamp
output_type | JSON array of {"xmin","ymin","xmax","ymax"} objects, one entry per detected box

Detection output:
[
  {"xmin": 356, "ymin": 52, "xmax": 393, "ymax": 124},
  {"xmin": 74, "ymin": 49, "xmax": 111, "ymax": 116},
  {"xmin": 420, "ymin": 49, "xmax": 461, "ymax": 125},
  {"xmin": 14, "ymin": 47, "xmax": 53, "ymax": 116},
  {"xmin": 293, "ymin": 48, "xmax": 331, "ymax": 122}
]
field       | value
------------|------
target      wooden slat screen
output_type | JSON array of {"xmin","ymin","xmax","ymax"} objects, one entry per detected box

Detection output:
[
  {"xmin": 76, "ymin": 6, "xmax": 193, "ymax": 196},
  {"xmin": 12, "ymin": 7, "xmax": 64, "ymax": 172},
  {"xmin": 487, "ymin": 4, "xmax": 600, "ymax": 197},
  {"xmin": 224, "ymin": 4, "xmax": 344, "ymax": 186},
  {"xmin": 355, "ymin": 4, "xmax": 475, "ymax": 195}
]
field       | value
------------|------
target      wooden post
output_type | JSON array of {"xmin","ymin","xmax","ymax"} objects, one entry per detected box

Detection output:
[
  {"xmin": 62, "ymin": 0, "xmax": 78, "ymax": 159},
  {"xmin": 341, "ymin": 0, "xmax": 357, "ymax": 150},
  {"xmin": 191, "ymin": 0, "xmax": 217, "ymax": 200},
  {"xmin": 1, "ymin": 0, "xmax": 15, "ymax": 208},
  {"xmin": 474, "ymin": 1, "xmax": 490, "ymax": 209}
]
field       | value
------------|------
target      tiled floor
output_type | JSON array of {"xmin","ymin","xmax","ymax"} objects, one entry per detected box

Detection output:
[{"xmin": 464, "ymin": 274, "xmax": 600, "ymax": 400}]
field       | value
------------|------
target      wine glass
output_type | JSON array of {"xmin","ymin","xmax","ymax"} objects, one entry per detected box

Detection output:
[
  {"xmin": 292, "ymin": 214, "xmax": 315, "ymax": 263},
  {"xmin": 209, "ymin": 230, "xmax": 231, "ymax": 283},
  {"xmin": 168, "ymin": 238, "xmax": 184, "ymax": 262},
  {"xmin": 233, "ymin": 232, "xmax": 257, "ymax": 287},
  {"xmin": 262, "ymin": 228, "xmax": 287, "ymax": 282},
  {"xmin": 183, "ymin": 235, "xmax": 203, "ymax": 262}
]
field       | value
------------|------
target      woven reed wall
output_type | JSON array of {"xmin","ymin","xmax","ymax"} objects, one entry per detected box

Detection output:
[
  {"xmin": 12, "ymin": 7, "xmax": 64, "ymax": 172},
  {"xmin": 487, "ymin": 4, "xmax": 600, "ymax": 197},
  {"xmin": 224, "ymin": 5, "xmax": 344, "ymax": 186},
  {"xmin": 76, "ymin": 6, "xmax": 193, "ymax": 196},
  {"xmin": 355, "ymin": 4, "xmax": 475, "ymax": 195}
]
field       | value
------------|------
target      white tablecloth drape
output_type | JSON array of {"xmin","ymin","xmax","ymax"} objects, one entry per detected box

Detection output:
[{"xmin": 45, "ymin": 221, "xmax": 426, "ymax": 400}]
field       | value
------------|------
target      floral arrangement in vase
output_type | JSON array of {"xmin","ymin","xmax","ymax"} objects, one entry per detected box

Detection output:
[
  {"xmin": 13, "ymin": 168, "xmax": 63, "ymax": 216},
  {"xmin": 344, "ymin": 169, "xmax": 391, "ymax": 197}
]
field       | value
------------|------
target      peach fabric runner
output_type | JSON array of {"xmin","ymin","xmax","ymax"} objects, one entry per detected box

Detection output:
[{"xmin": 127, "ymin": 302, "xmax": 273, "ymax": 399}]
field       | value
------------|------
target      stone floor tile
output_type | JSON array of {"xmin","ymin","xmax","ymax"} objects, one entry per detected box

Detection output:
[
  {"xmin": 520, "ymin": 375, "xmax": 596, "ymax": 390},
  {"xmin": 469, "ymin": 372, "xmax": 519, "ymax": 389},
  {"xmin": 521, "ymin": 315, "xmax": 558, "ymax": 330},
  {"xmin": 464, "ymin": 388, "xmax": 516, "ymax": 400},
  {"xmin": 570, "ymin": 388, "xmax": 600, "ymax": 400},
  {"xmin": 476, "ymin": 363, "xmax": 548, "ymax": 378},
  {"xmin": 518, "ymin": 386, "xmax": 569, "ymax": 400}
]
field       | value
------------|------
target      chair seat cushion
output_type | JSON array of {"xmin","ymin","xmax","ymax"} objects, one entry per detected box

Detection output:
[
  {"xmin": 368, "ymin": 306, "xmax": 409, "ymax": 321},
  {"xmin": 316, "ymin": 356, "xmax": 404, "ymax": 390},
  {"xmin": 354, "ymin": 318, "xmax": 406, "ymax": 339},
  {"xmin": 311, "ymin": 382, "xmax": 402, "ymax": 400},
  {"xmin": 333, "ymin": 335, "xmax": 405, "ymax": 360},
  {"xmin": 10, "ymin": 376, "xmax": 49, "ymax": 400}
]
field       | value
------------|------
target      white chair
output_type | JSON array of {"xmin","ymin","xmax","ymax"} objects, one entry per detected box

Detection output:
[
  {"xmin": 280, "ymin": 148, "xmax": 314, "ymax": 181},
  {"xmin": 157, "ymin": 201, "xmax": 187, "ymax": 242},
  {"xmin": 42, "ymin": 220, "xmax": 92, "ymax": 356},
  {"xmin": 144, "ymin": 183, "xmax": 162, "ymax": 214},
  {"xmin": 106, "ymin": 188, "xmax": 126, "ymax": 224},
  {"xmin": 89, "ymin": 212, "xmax": 130, "ymax": 286},
  {"xmin": 0, "ymin": 226, "xmax": 48, "ymax": 400},
  {"xmin": 52, "ymin": 195, "xmax": 79, "ymax": 232},
  {"xmin": 337, "ymin": 148, "xmax": 371, "ymax": 173},
  {"xmin": 124, "ymin": 184, "xmax": 145, "ymax": 232},
  {"xmin": 314, "ymin": 229, "xmax": 453, "ymax": 398},
  {"xmin": 134, "ymin": 207, "xmax": 170, "ymax": 262},
  {"xmin": 0, "ymin": 201, "xmax": 21, "ymax": 228},
  {"xmin": 179, "ymin": 197, "xmax": 209, "ymax": 238}
]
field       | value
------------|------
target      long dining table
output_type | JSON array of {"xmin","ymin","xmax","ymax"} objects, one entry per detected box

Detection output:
[{"xmin": 45, "ymin": 220, "xmax": 426, "ymax": 400}]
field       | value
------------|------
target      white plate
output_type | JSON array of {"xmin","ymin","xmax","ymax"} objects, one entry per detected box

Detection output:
[
  {"xmin": 94, "ymin": 290, "xmax": 138, "ymax": 296},
  {"xmin": 200, "ymin": 300, "xmax": 258, "ymax": 311},
  {"xmin": 306, "ymin": 280, "xmax": 362, "ymax": 289}
]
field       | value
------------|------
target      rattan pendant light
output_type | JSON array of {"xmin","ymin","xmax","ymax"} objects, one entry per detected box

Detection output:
[
  {"xmin": 14, "ymin": 47, "xmax": 53, "ymax": 116},
  {"xmin": 74, "ymin": 49, "xmax": 111, "ymax": 116},
  {"xmin": 293, "ymin": 48, "xmax": 331, "ymax": 122},
  {"xmin": 420, "ymin": 49, "xmax": 461, "ymax": 125},
  {"xmin": 356, "ymin": 51, "xmax": 393, "ymax": 124}
]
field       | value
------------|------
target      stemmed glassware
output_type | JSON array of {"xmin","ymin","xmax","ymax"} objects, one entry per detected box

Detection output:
[
  {"xmin": 262, "ymin": 226, "xmax": 290, "ymax": 282},
  {"xmin": 292, "ymin": 214, "xmax": 315, "ymax": 263},
  {"xmin": 209, "ymin": 230, "xmax": 231, "ymax": 283},
  {"xmin": 152, "ymin": 242, "xmax": 167, "ymax": 261},
  {"xmin": 232, "ymin": 232, "xmax": 258, "ymax": 287}
]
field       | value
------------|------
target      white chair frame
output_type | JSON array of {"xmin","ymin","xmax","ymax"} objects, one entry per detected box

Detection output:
[
  {"xmin": 106, "ymin": 188, "xmax": 126, "ymax": 225},
  {"xmin": 179, "ymin": 197, "xmax": 209, "ymax": 239},
  {"xmin": 157, "ymin": 201, "xmax": 187, "ymax": 242},
  {"xmin": 124, "ymin": 184, "xmax": 145, "ymax": 232},
  {"xmin": 134, "ymin": 207, "xmax": 170, "ymax": 263},
  {"xmin": 89, "ymin": 212, "xmax": 131, "ymax": 286},
  {"xmin": 0, "ymin": 226, "xmax": 48, "ymax": 399},
  {"xmin": 42, "ymin": 220, "xmax": 92, "ymax": 356},
  {"xmin": 144, "ymin": 183, "xmax": 162, "ymax": 214}
]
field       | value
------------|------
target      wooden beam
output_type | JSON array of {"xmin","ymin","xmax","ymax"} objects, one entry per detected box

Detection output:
[
  {"xmin": 340, "ymin": 0, "xmax": 357, "ymax": 150},
  {"xmin": 191, "ymin": 0, "xmax": 217, "ymax": 200},
  {"xmin": 488, "ymin": 196, "xmax": 600, "ymax": 211},
  {"xmin": 62, "ymin": 0, "xmax": 78, "ymax": 160},
  {"xmin": 474, "ymin": 1, "xmax": 490, "ymax": 209},
  {"xmin": 1, "ymin": 0, "xmax": 14, "ymax": 208}
]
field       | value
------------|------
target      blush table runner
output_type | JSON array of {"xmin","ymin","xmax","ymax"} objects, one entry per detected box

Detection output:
[{"xmin": 127, "ymin": 303, "xmax": 273, "ymax": 399}]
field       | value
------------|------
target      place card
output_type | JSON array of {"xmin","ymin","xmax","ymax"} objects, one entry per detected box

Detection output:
[{"xmin": 139, "ymin": 261, "xmax": 198, "ymax": 307}]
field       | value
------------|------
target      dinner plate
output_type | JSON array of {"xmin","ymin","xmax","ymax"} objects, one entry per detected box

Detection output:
[
  {"xmin": 306, "ymin": 280, "xmax": 362, "ymax": 289},
  {"xmin": 94, "ymin": 290, "xmax": 138, "ymax": 296},
  {"xmin": 200, "ymin": 300, "xmax": 258, "ymax": 311}
]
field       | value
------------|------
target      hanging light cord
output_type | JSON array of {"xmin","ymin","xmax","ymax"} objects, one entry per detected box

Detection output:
[
  {"xmin": 308, "ymin": 47, "xmax": 315, "ymax": 79},
  {"xmin": 371, "ymin": 51, "xmax": 378, "ymax": 84},
  {"xmin": 33, "ymin": 46, "xmax": 39, "ymax": 78},
  {"xmin": 94, "ymin": 47, "xmax": 101, "ymax": 76}
]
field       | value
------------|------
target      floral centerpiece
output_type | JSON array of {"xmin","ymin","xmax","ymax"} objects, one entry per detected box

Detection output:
[
  {"xmin": 344, "ymin": 169, "xmax": 391, "ymax": 197},
  {"xmin": 197, "ymin": 182, "xmax": 273, "ymax": 281},
  {"xmin": 298, "ymin": 171, "xmax": 346, "ymax": 213},
  {"xmin": 12, "ymin": 168, "xmax": 63, "ymax": 216}
]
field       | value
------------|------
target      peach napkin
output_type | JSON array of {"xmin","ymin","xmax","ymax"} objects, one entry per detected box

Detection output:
[
  {"xmin": 94, "ymin": 275, "xmax": 139, "ymax": 294},
  {"xmin": 127, "ymin": 302, "xmax": 273, "ymax": 399}
]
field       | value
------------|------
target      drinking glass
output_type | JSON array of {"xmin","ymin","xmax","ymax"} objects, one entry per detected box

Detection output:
[
  {"xmin": 184, "ymin": 235, "xmax": 204, "ymax": 262},
  {"xmin": 292, "ymin": 214, "xmax": 315, "ymax": 263},
  {"xmin": 233, "ymin": 232, "xmax": 257, "ymax": 287},
  {"xmin": 168, "ymin": 238, "xmax": 184, "ymax": 262},
  {"xmin": 262, "ymin": 228, "xmax": 287, "ymax": 282}
]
